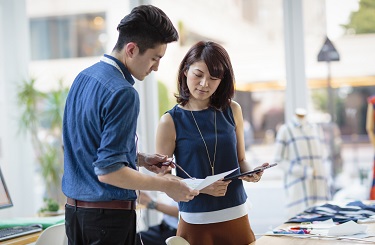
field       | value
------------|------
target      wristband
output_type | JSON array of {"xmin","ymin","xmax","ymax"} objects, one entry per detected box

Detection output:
[{"xmin": 147, "ymin": 200, "xmax": 158, "ymax": 210}]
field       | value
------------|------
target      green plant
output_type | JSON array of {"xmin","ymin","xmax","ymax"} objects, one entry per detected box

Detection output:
[
  {"xmin": 343, "ymin": 0, "xmax": 375, "ymax": 34},
  {"xmin": 158, "ymin": 80, "xmax": 175, "ymax": 118},
  {"xmin": 17, "ymin": 78, "xmax": 69, "ymax": 205},
  {"xmin": 39, "ymin": 198, "xmax": 60, "ymax": 213}
]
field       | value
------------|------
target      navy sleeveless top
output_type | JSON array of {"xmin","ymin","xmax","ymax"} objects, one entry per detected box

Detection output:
[{"xmin": 168, "ymin": 105, "xmax": 247, "ymax": 213}]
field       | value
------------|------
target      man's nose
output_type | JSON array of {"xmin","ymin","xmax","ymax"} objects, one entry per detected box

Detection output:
[{"xmin": 152, "ymin": 61, "xmax": 160, "ymax": 71}]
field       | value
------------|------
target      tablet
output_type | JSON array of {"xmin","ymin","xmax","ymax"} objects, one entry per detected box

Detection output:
[{"xmin": 223, "ymin": 163, "xmax": 278, "ymax": 181}]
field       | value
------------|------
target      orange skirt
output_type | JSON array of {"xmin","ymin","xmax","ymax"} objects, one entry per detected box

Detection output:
[{"xmin": 176, "ymin": 214, "xmax": 255, "ymax": 245}]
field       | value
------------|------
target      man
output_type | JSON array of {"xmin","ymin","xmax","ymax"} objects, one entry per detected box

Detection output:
[{"xmin": 62, "ymin": 5, "xmax": 198, "ymax": 245}]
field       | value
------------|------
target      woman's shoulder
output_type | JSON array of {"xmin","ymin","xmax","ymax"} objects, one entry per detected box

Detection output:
[
  {"xmin": 158, "ymin": 110, "xmax": 175, "ymax": 133},
  {"xmin": 160, "ymin": 104, "xmax": 184, "ymax": 123},
  {"xmin": 228, "ymin": 100, "xmax": 242, "ymax": 116}
]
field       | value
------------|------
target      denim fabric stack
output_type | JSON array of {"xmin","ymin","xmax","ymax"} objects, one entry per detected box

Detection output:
[{"xmin": 286, "ymin": 201, "xmax": 375, "ymax": 224}]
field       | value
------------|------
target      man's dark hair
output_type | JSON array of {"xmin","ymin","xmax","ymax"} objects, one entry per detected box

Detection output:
[{"xmin": 113, "ymin": 5, "xmax": 178, "ymax": 54}]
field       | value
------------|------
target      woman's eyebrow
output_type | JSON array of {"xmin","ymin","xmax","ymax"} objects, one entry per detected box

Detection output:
[{"xmin": 193, "ymin": 68, "xmax": 203, "ymax": 73}]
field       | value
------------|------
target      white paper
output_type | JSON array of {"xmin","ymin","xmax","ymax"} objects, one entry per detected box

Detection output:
[
  {"xmin": 182, "ymin": 168, "xmax": 238, "ymax": 190},
  {"xmin": 182, "ymin": 178, "xmax": 204, "ymax": 190},
  {"xmin": 301, "ymin": 219, "xmax": 367, "ymax": 236},
  {"xmin": 327, "ymin": 220, "xmax": 367, "ymax": 236},
  {"xmin": 269, "ymin": 218, "xmax": 374, "ymax": 242}
]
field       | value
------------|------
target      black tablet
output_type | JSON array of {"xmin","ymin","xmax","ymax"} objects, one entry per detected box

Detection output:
[{"xmin": 223, "ymin": 163, "xmax": 278, "ymax": 181}]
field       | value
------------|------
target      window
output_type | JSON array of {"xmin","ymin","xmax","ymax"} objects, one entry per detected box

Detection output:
[{"xmin": 30, "ymin": 13, "xmax": 107, "ymax": 60}]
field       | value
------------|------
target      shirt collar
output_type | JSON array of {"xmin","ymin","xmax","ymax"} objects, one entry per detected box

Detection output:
[{"xmin": 103, "ymin": 54, "xmax": 135, "ymax": 85}]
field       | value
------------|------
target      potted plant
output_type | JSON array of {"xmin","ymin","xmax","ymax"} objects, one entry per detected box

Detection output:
[
  {"xmin": 38, "ymin": 197, "xmax": 62, "ymax": 216},
  {"xmin": 17, "ymin": 78, "xmax": 69, "ymax": 207}
]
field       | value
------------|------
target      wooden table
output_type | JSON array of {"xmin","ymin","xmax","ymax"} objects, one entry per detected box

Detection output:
[
  {"xmin": 0, "ymin": 231, "xmax": 41, "ymax": 245},
  {"xmin": 0, "ymin": 205, "xmax": 146, "ymax": 245},
  {"xmin": 251, "ymin": 222, "xmax": 375, "ymax": 244}
]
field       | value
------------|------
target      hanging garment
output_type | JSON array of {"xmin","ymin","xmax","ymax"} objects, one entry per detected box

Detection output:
[{"xmin": 274, "ymin": 116, "xmax": 331, "ymax": 217}]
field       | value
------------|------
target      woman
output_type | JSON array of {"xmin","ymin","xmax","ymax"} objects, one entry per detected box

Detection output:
[{"xmin": 156, "ymin": 41, "xmax": 267, "ymax": 245}]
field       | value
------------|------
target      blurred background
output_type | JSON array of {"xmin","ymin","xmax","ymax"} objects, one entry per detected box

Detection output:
[{"xmin": 0, "ymin": 0, "xmax": 374, "ymax": 236}]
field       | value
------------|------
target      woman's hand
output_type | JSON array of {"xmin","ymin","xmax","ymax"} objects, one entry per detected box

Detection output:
[
  {"xmin": 138, "ymin": 192, "xmax": 152, "ymax": 206},
  {"xmin": 240, "ymin": 163, "xmax": 269, "ymax": 183},
  {"xmin": 200, "ymin": 180, "xmax": 231, "ymax": 197}
]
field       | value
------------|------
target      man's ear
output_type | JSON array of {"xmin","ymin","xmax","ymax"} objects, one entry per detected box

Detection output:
[{"xmin": 125, "ymin": 42, "xmax": 139, "ymax": 58}]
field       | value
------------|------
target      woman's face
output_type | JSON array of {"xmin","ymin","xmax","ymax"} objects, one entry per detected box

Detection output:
[{"xmin": 184, "ymin": 61, "xmax": 221, "ymax": 102}]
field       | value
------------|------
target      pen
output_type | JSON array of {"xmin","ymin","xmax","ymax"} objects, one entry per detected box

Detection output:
[
  {"xmin": 174, "ymin": 162, "xmax": 195, "ymax": 179},
  {"xmin": 169, "ymin": 158, "xmax": 195, "ymax": 179},
  {"xmin": 156, "ymin": 156, "xmax": 175, "ymax": 168},
  {"xmin": 290, "ymin": 227, "xmax": 310, "ymax": 230},
  {"xmin": 289, "ymin": 226, "xmax": 326, "ymax": 230},
  {"xmin": 157, "ymin": 156, "xmax": 195, "ymax": 179},
  {"xmin": 273, "ymin": 229, "xmax": 310, "ymax": 234}
]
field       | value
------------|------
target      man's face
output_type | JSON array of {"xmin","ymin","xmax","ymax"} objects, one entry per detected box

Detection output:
[{"xmin": 128, "ymin": 43, "xmax": 167, "ymax": 81}]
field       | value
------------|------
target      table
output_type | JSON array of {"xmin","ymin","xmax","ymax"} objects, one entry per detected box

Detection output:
[
  {"xmin": 0, "ymin": 205, "xmax": 147, "ymax": 245},
  {"xmin": 0, "ymin": 214, "xmax": 65, "ymax": 245},
  {"xmin": 0, "ymin": 231, "xmax": 41, "ymax": 245},
  {"xmin": 251, "ymin": 222, "xmax": 375, "ymax": 244}
]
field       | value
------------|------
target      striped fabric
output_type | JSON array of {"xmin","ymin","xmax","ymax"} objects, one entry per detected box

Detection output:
[
  {"xmin": 368, "ymin": 95, "xmax": 375, "ymax": 200},
  {"xmin": 286, "ymin": 200, "xmax": 375, "ymax": 224},
  {"xmin": 274, "ymin": 116, "xmax": 331, "ymax": 218}
]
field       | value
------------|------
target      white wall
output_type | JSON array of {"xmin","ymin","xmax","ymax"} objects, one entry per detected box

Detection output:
[{"xmin": 0, "ymin": 0, "xmax": 39, "ymax": 218}]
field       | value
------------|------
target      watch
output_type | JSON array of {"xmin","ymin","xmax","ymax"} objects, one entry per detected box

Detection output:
[{"xmin": 147, "ymin": 200, "xmax": 158, "ymax": 210}]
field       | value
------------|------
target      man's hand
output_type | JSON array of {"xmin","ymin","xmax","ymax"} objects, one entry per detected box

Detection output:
[
  {"xmin": 164, "ymin": 178, "xmax": 199, "ymax": 202},
  {"xmin": 138, "ymin": 152, "xmax": 175, "ymax": 174}
]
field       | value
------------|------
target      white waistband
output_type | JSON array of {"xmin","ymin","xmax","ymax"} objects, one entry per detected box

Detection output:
[{"xmin": 180, "ymin": 203, "xmax": 248, "ymax": 224}]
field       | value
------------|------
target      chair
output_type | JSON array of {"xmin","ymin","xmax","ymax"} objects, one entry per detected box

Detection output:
[
  {"xmin": 165, "ymin": 236, "xmax": 190, "ymax": 245},
  {"xmin": 34, "ymin": 223, "xmax": 67, "ymax": 245}
]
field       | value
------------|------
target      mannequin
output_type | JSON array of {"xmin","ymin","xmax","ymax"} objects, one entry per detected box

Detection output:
[
  {"xmin": 274, "ymin": 108, "xmax": 331, "ymax": 217},
  {"xmin": 366, "ymin": 96, "xmax": 375, "ymax": 200}
]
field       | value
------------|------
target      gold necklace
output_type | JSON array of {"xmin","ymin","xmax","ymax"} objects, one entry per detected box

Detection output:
[{"xmin": 190, "ymin": 108, "xmax": 217, "ymax": 175}]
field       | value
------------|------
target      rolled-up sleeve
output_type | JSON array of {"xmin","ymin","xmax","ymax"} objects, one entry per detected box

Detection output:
[{"xmin": 93, "ymin": 87, "xmax": 140, "ymax": 175}]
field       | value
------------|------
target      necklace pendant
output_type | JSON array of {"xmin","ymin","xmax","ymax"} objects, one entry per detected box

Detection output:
[{"xmin": 190, "ymin": 108, "xmax": 217, "ymax": 177}]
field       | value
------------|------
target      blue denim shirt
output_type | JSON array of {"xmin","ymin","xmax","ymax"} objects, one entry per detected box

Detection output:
[{"xmin": 62, "ymin": 54, "xmax": 139, "ymax": 202}]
